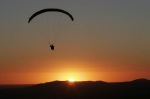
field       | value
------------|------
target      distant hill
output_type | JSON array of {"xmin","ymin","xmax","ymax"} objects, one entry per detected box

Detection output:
[{"xmin": 0, "ymin": 78, "xmax": 150, "ymax": 99}]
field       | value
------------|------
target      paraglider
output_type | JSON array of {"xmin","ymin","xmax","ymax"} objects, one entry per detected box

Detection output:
[{"xmin": 28, "ymin": 8, "xmax": 74, "ymax": 51}]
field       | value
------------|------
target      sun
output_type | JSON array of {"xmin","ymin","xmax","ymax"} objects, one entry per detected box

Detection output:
[
  {"xmin": 68, "ymin": 78, "xmax": 75, "ymax": 82},
  {"xmin": 57, "ymin": 72, "xmax": 85, "ymax": 82}
]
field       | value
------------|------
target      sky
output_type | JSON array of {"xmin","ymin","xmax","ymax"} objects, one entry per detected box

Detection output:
[{"xmin": 0, "ymin": 0, "xmax": 150, "ymax": 84}]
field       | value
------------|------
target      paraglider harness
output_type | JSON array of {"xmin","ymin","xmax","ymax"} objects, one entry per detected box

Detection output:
[{"xmin": 50, "ymin": 44, "xmax": 54, "ymax": 50}]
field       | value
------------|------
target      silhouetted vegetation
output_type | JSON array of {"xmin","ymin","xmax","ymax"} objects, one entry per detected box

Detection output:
[{"xmin": 0, "ymin": 78, "xmax": 150, "ymax": 99}]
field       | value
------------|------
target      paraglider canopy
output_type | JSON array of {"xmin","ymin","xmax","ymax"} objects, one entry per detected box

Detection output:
[{"xmin": 28, "ymin": 8, "xmax": 74, "ymax": 23}]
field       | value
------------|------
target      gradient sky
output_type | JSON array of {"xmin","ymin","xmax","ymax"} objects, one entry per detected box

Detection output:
[{"xmin": 0, "ymin": 0, "xmax": 150, "ymax": 84}]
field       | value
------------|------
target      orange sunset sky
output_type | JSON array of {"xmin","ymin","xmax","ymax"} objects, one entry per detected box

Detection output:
[{"xmin": 0, "ymin": 0, "xmax": 150, "ymax": 84}]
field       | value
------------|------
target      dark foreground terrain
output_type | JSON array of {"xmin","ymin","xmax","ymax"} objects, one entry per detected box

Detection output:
[{"xmin": 0, "ymin": 78, "xmax": 150, "ymax": 99}]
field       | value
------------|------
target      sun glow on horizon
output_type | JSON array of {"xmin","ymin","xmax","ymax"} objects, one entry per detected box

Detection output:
[
  {"xmin": 57, "ymin": 72, "xmax": 86, "ymax": 81},
  {"xmin": 68, "ymin": 78, "xmax": 75, "ymax": 82}
]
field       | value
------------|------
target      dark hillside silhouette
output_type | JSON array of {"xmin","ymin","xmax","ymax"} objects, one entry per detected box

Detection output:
[{"xmin": 0, "ymin": 78, "xmax": 150, "ymax": 99}]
